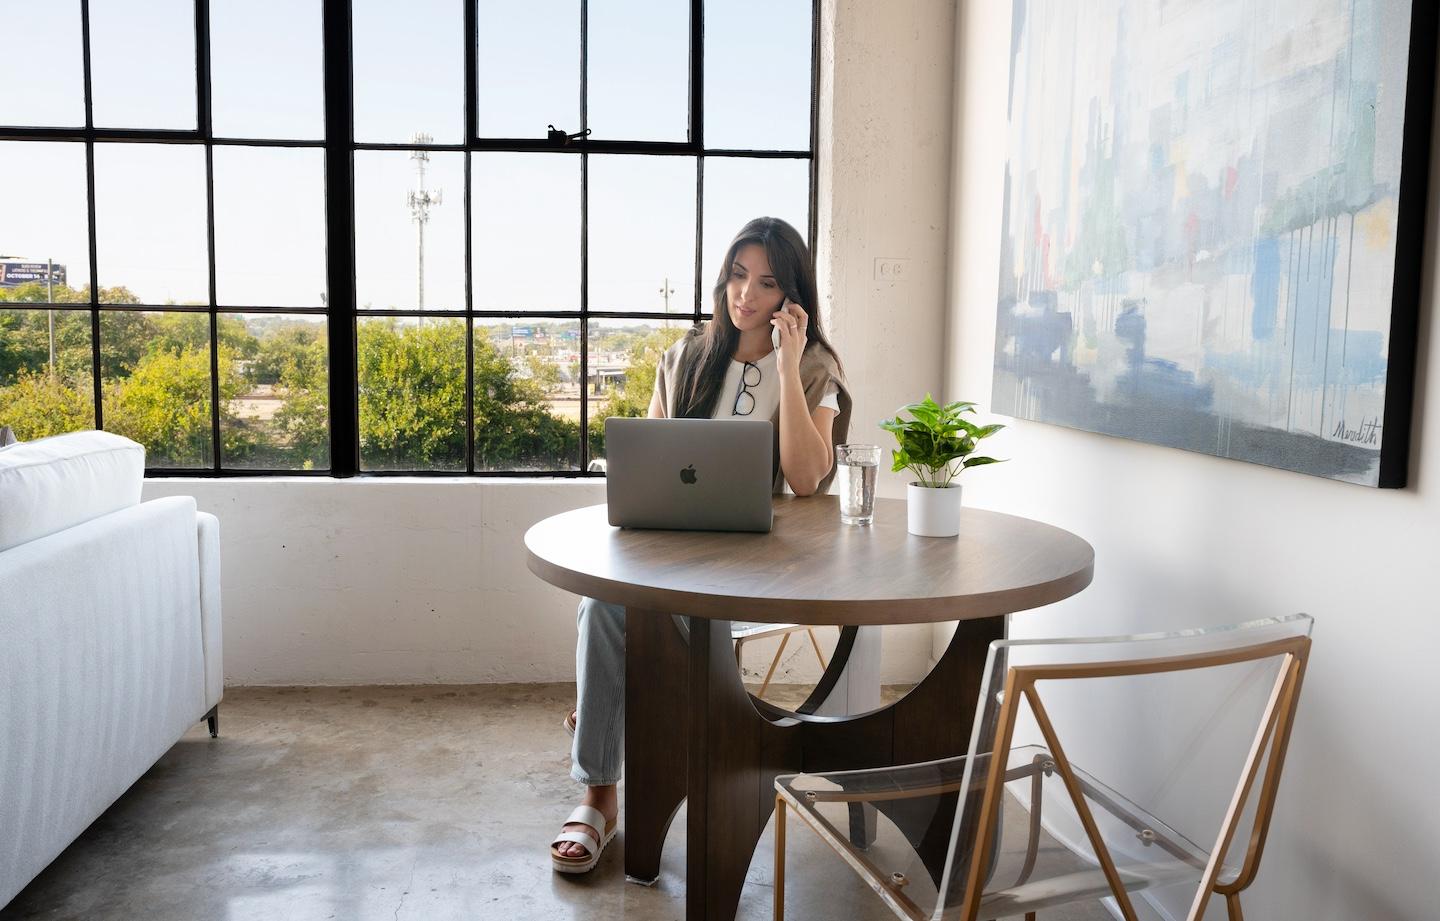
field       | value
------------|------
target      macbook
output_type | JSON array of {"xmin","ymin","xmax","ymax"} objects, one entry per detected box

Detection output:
[{"xmin": 604, "ymin": 417, "xmax": 774, "ymax": 532}]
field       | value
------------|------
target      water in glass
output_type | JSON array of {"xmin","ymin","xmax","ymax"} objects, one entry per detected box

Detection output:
[{"xmin": 835, "ymin": 444, "xmax": 880, "ymax": 525}]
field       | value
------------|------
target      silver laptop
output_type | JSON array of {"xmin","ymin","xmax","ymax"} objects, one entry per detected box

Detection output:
[{"xmin": 604, "ymin": 417, "xmax": 774, "ymax": 532}]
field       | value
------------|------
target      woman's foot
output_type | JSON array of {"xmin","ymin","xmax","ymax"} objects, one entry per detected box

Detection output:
[{"xmin": 554, "ymin": 784, "xmax": 618, "ymax": 862}]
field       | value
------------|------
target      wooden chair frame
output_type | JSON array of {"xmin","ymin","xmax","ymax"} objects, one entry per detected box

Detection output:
[
  {"xmin": 734, "ymin": 623, "xmax": 830, "ymax": 699},
  {"xmin": 774, "ymin": 752, "xmax": 1205, "ymax": 921},
  {"xmin": 773, "ymin": 633, "xmax": 1310, "ymax": 921},
  {"xmin": 960, "ymin": 634, "xmax": 1310, "ymax": 921}
]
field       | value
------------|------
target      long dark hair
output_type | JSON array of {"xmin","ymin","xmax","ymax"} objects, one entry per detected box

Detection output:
[{"xmin": 675, "ymin": 217, "xmax": 840, "ymax": 418}]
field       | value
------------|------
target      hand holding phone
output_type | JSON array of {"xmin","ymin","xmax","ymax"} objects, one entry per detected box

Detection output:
[{"xmin": 772, "ymin": 298, "xmax": 798, "ymax": 351}]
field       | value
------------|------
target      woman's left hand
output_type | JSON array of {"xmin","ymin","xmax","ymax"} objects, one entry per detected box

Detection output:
[{"xmin": 772, "ymin": 299, "xmax": 808, "ymax": 377}]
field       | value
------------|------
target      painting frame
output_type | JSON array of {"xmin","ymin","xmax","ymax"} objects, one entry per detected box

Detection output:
[{"xmin": 991, "ymin": 0, "xmax": 1437, "ymax": 487}]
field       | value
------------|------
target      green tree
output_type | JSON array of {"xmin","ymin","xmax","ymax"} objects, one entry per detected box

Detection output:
[
  {"xmin": 523, "ymin": 352, "xmax": 562, "ymax": 391},
  {"xmin": 105, "ymin": 346, "xmax": 252, "ymax": 466},
  {"xmin": 247, "ymin": 320, "xmax": 324, "ymax": 386},
  {"xmin": 357, "ymin": 318, "xmax": 468, "ymax": 469},
  {"xmin": 269, "ymin": 327, "xmax": 330, "ymax": 469},
  {"xmin": 598, "ymin": 327, "xmax": 684, "ymax": 419},
  {"xmin": 0, "ymin": 308, "xmax": 93, "ymax": 384},
  {"xmin": 99, "ymin": 311, "xmax": 161, "ymax": 377},
  {"xmin": 1, "ymin": 281, "xmax": 693, "ymax": 473},
  {"xmin": 0, "ymin": 370, "xmax": 94, "ymax": 440},
  {"xmin": 583, "ymin": 326, "xmax": 685, "ymax": 458},
  {"xmin": 146, "ymin": 312, "xmax": 255, "ymax": 361},
  {"xmin": 473, "ymin": 331, "xmax": 581, "ymax": 469}
]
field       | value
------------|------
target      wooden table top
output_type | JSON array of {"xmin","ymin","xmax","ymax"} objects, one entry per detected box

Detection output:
[{"xmin": 524, "ymin": 496, "xmax": 1093, "ymax": 625}]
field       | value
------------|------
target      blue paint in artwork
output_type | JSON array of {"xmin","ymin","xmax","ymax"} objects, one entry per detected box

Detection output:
[
  {"xmin": 1129, "ymin": 359, "xmax": 1214, "ymax": 412},
  {"xmin": 1251, "ymin": 238, "xmax": 1280, "ymax": 340},
  {"xmin": 1111, "ymin": 303, "xmax": 1214, "ymax": 412},
  {"xmin": 1204, "ymin": 347, "xmax": 1277, "ymax": 390},
  {"xmin": 1335, "ymin": 330, "xmax": 1386, "ymax": 385},
  {"xmin": 1114, "ymin": 301, "xmax": 1146, "ymax": 370},
  {"xmin": 1013, "ymin": 290, "xmax": 1073, "ymax": 367},
  {"xmin": 1287, "ymin": 226, "xmax": 1338, "ymax": 391}
]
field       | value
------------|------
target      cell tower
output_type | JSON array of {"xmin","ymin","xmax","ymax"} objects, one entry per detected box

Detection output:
[
  {"xmin": 658, "ymin": 276, "xmax": 676, "ymax": 329},
  {"xmin": 408, "ymin": 133, "xmax": 443, "ymax": 310}
]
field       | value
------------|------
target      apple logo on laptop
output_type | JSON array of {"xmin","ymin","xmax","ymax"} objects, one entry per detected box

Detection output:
[{"xmin": 679, "ymin": 464, "xmax": 698, "ymax": 485}]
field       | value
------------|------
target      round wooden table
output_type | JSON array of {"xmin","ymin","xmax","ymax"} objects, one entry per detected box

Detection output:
[{"xmin": 525, "ymin": 496, "xmax": 1093, "ymax": 921}]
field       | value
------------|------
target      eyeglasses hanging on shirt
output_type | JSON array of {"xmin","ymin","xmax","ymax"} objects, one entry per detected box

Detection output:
[{"xmin": 733, "ymin": 361, "xmax": 762, "ymax": 416}]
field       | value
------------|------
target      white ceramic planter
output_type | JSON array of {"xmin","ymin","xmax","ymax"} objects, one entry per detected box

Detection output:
[{"xmin": 906, "ymin": 482, "xmax": 962, "ymax": 537}]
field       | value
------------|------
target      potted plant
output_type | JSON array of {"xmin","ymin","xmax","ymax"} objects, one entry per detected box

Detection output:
[{"xmin": 879, "ymin": 395, "xmax": 1004, "ymax": 537}]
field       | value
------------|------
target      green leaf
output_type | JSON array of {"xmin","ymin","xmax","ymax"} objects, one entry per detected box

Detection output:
[
  {"xmin": 878, "ymin": 394, "xmax": 1006, "ymax": 479},
  {"xmin": 962, "ymin": 456, "xmax": 1004, "ymax": 468}
]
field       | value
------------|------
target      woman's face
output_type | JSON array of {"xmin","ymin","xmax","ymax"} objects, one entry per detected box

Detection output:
[{"xmin": 726, "ymin": 243, "xmax": 786, "ymax": 334}]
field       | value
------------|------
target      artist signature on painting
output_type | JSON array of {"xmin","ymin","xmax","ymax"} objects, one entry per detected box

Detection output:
[{"xmin": 1332, "ymin": 417, "xmax": 1382, "ymax": 446}]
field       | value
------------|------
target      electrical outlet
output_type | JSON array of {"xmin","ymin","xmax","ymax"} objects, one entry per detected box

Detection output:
[{"xmin": 874, "ymin": 257, "xmax": 911, "ymax": 281}]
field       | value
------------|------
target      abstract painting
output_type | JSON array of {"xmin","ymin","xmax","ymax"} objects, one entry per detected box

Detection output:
[{"xmin": 992, "ymin": 0, "xmax": 1435, "ymax": 486}]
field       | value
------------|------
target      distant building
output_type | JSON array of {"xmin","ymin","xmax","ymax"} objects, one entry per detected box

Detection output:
[{"xmin": 0, "ymin": 260, "xmax": 66, "ymax": 288}]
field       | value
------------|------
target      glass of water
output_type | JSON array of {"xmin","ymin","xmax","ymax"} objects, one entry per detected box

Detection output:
[{"xmin": 835, "ymin": 443, "xmax": 880, "ymax": 525}]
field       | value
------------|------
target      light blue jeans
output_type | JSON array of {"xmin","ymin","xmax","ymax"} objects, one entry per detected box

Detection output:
[{"xmin": 572, "ymin": 596, "xmax": 627, "ymax": 785}]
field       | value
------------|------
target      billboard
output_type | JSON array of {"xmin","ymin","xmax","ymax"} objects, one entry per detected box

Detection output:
[{"xmin": 0, "ymin": 261, "xmax": 66, "ymax": 288}]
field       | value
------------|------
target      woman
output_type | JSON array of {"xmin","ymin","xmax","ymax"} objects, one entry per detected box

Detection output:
[{"xmin": 550, "ymin": 216, "xmax": 852, "ymax": 873}]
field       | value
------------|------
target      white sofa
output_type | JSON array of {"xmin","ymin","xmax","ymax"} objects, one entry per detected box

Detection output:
[{"xmin": 0, "ymin": 431, "xmax": 222, "ymax": 908}]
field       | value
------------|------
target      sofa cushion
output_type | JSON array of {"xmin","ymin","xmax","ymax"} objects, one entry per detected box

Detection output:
[{"xmin": 0, "ymin": 430, "xmax": 145, "ymax": 552}]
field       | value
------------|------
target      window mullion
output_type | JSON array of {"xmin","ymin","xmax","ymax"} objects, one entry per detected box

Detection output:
[
  {"xmin": 323, "ymin": 0, "xmax": 359, "ymax": 476},
  {"xmin": 465, "ymin": 0, "xmax": 478, "ymax": 144},
  {"xmin": 80, "ymin": 0, "xmax": 102, "ymax": 430},
  {"xmin": 465, "ymin": 0, "xmax": 477, "ymax": 473},
  {"xmin": 464, "ymin": 152, "xmax": 476, "ymax": 474},
  {"xmin": 690, "ymin": 0, "xmax": 704, "ymax": 319},
  {"xmin": 693, "ymin": 156, "xmax": 704, "ymax": 318},
  {"xmin": 579, "ymin": 0, "xmax": 590, "ymax": 471},
  {"xmin": 204, "ymin": 143, "xmax": 221, "ymax": 471},
  {"xmin": 196, "ymin": 0, "xmax": 222, "ymax": 471}
]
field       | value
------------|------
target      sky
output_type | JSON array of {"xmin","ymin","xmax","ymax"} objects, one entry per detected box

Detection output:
[{"xmin": 0, "ymin": 0, "xmax": 812, "ymax": 316}]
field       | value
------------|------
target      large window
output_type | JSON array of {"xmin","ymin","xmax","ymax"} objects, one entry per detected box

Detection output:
[{"xmin": 0, "ymin": 0, "xmax": 817, "ymax": 476}]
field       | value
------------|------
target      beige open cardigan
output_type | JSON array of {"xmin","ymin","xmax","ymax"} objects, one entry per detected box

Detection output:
[{"xmin": 652, "ymin": 327, "xmax": 853, "ymax": 495}]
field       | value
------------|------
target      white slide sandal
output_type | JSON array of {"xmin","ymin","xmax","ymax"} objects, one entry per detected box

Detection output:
[{"xmin": 550, "ymin": 804, "xmax": 617, "ymax": 874}]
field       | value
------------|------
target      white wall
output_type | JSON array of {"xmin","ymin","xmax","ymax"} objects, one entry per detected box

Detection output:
[
  {"xmin": 946, "ymin": 2, "xmax": 1440, "ymax": 919},
  {"xmin": 817, "ymin": 0, "xmax": 962, "ymax": 683},
  {"xmin": 140, "ymin": 474, "xmax": 932, "ymax": 687},
  {"xmin": 138, "ymin": 0, "xmax": 963, "ymax": 690},
  {"xmin": 818, "ymin": 0, "xmax": 957, "ymax": 498},
  {"xmin": 141, "ymin": 479, "xmax": 602, "ymax": 684}
]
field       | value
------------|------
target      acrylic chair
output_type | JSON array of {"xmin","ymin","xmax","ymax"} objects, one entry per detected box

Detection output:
[{"xmin": 773, "ymin": 614, "xmax": 1312, "ymax": 921}]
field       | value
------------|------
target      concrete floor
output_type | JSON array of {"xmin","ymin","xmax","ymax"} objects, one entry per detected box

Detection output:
[{"xmin": 1, "ymin": 685, "xmax": 1112, "ymax": 921}]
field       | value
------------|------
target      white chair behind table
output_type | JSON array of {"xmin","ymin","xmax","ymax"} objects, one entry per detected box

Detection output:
[{"xmin": 732, "ymin": 622, "xmax": 833, "ymax": 699}]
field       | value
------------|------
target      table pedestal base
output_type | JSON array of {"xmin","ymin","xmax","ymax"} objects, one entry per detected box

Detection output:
[{"xmin": 624, "ymin": 610, "xmax": 1006, "ymax": 921}]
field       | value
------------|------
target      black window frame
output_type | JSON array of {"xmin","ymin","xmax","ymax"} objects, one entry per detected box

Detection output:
[{"xmin": 0, "ymin": 0, "xmax": 820, "ymax": 478}]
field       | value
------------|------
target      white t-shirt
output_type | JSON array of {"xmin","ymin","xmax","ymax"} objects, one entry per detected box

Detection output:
[{"xmin": 709, "ymin": 349, "xmax": 841, "ymax": 420}]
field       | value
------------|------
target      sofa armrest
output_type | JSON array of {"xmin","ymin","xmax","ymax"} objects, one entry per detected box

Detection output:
[
  {"xmin": 196, "ymin": 511, "xmax": 223, "ymax": 710},
  {"xmin": 0, "ymin": 495, "xmax": 207, "ymax": 907}
]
